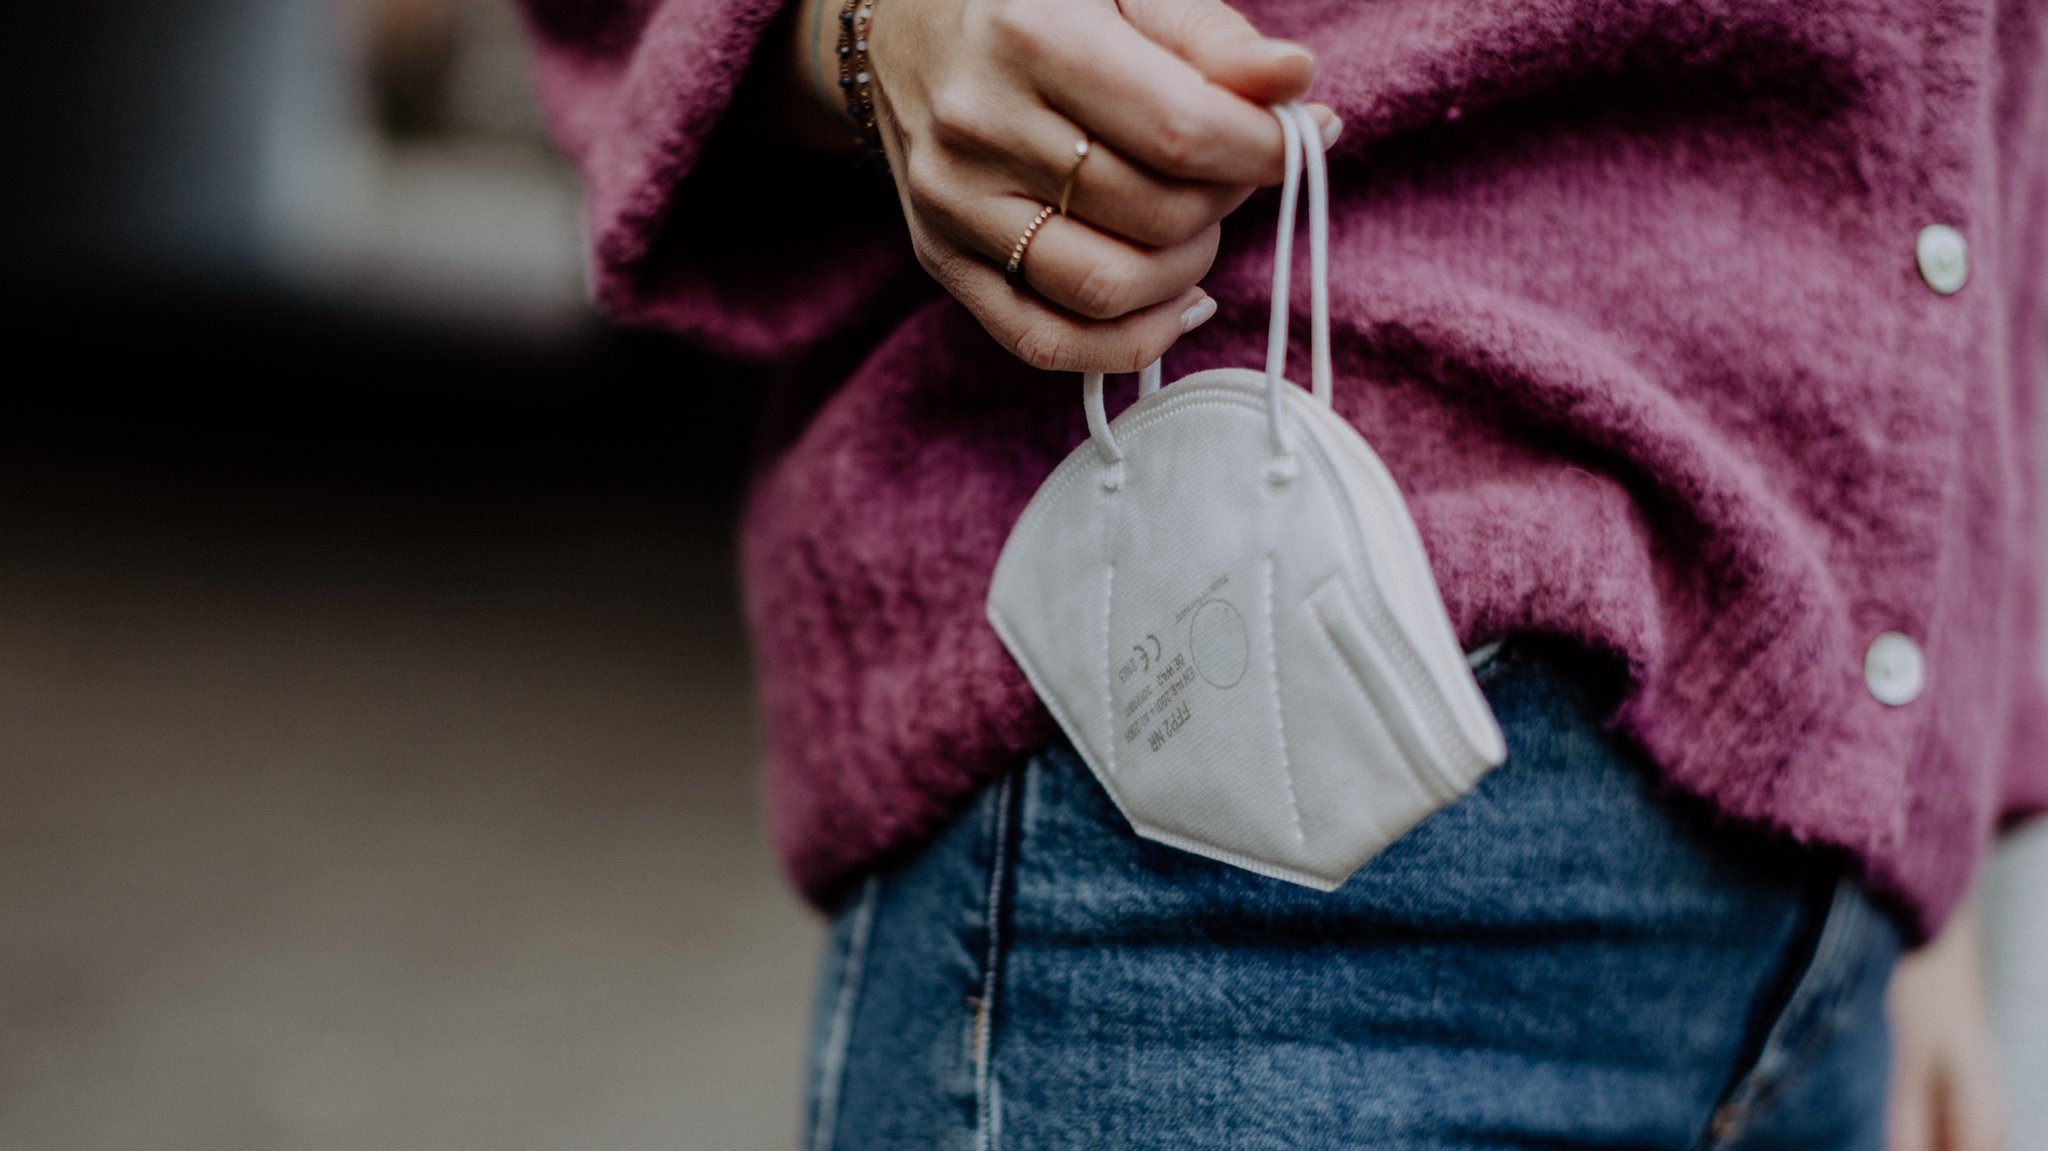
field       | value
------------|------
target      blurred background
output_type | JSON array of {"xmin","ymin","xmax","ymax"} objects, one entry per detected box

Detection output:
[
  {"xmin": 0, "ymin": 2, "xmax": 2042, "ymax": 1150},
  {"xmin": 3, "ymin": 1, "xmax": 816, "ymax": 1148}
]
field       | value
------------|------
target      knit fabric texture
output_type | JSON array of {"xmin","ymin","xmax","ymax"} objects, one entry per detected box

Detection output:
[{"xmin": 519, "ymin": 0, "xmax": 2048, "ymax": 942}]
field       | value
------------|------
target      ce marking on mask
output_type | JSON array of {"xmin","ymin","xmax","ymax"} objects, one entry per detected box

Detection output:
[{"xmin": 1114, "ymin": 573, "xmax": 1251, "ymax": 754}]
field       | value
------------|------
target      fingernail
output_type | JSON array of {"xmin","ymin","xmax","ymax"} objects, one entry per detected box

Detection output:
[
  {"xmin": 1321, "ymin": 114, "xmax": 1342, "ymax": 147},
  {"xmin": 1180, "ymin": 294, "xmax": 1217, "ymax": 332}
]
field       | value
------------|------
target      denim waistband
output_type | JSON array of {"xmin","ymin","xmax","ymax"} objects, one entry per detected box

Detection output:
[{"xmin": 804, "ymin": 634, "xmax": 1902, "ymax": 1150}]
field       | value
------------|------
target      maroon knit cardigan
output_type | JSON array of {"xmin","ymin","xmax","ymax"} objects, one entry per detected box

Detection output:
[{"xmin": 519, "ymin": 0, "xmax": 2048, "ymax": 941}]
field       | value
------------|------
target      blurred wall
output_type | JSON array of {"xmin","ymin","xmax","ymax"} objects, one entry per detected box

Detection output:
[
  {"xmin": 3, "ymin": 3, "xmax": 816, "ymax": 1151},
  {"xmin": 12, "ymin": 4, "xmax": 284, "ymax": 277}
]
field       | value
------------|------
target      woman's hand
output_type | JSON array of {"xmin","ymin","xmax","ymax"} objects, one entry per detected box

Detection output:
[
  {"xmin": 1886, "ymin": 902, "xmax": 2008, "ymax": 1151},
  {"xmin": 788, "ymin": 0, "xmax": 1336, "ymax": 372}
]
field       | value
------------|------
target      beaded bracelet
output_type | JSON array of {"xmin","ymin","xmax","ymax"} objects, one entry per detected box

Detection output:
[{"xmin": 836, "ymin": 0, "xmax": 882, "ymax": 153}]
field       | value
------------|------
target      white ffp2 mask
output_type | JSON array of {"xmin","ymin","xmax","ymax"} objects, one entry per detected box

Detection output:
[{"xmin": 986, "ymin": 103, "xmax": 1507, "ymax": 890}]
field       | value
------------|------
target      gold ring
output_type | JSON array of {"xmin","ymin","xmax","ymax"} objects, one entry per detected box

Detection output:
[
  {"xmin": 1004, "ymin": 204, "xmax": 1057, "ymax": 288},
  {"xmin": 1056, "ymin": 138, "xmax": 1091, "ymax": 216}
]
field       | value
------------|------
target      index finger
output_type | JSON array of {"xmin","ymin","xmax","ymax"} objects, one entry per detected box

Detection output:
[{"xmin": 1015, "ymin": 0, "xmax": 1292, "ymax": 185}]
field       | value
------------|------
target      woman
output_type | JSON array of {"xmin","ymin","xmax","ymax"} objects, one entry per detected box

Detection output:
[{"xmin": 516, "ymin": 0, "xmax": 2045, "ymax": 1145}]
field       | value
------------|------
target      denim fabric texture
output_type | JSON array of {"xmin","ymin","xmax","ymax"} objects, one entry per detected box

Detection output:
[{"xmin": 802, "ymin": 642, "xmax": 1902, "ymax": 1150}]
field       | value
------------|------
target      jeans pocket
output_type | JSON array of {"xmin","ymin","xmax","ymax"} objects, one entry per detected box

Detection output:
[
  {"xmin": 802, "ymin": 766, "xmax": 1030, "ymax": 1151},
  {"xmin": 1694, "ymin": 873, "xmax": 1899, "ymax": 1150},
  {"xmin": 804, "ymin": 876, "xmax": 882, "ymax": 1151},
  {"xmin": 966, "ymin": 766, "xmax": 1024, "ymax": 1151}
]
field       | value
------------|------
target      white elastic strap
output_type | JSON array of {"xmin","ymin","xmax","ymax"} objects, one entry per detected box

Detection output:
[
  {"xmin": 1083, "ymin": 372, "xmax": 1121, "ymax": 464},
  {"xmin": 1082, "ymin": 100, "xmax": 1328, "ymax": 476},
  {"xmin": 1082, "ymin": 357, "xmax": 1162, "ymax": 471},
  {"xmin": 1288, "ymin": 103, "xmax": 1333, "ymax": 408},
  {"xmin": 1264, "ymin": 104, "xmax": 1305, "ymax": 460},
  {"xmin": 1265, "ymin": 104, "xmax": 1333, "ymax": 409}
]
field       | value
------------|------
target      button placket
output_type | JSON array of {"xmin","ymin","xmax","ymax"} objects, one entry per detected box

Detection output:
[{"xmin": 1870, "ymin": 224, "xmax": 1958, "ymax": 711}]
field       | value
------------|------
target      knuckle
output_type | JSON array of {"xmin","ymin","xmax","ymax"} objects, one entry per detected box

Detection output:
[
  {"xmin": 907, "ymin": 223, "xmax": 972, "ymax": 288},
  {"xmin": 1150, "ymin": 109, "xmax": 1211, "ymax": 173},
  {"xmin": 1133, "ymin": 193, "xmax": 1206, "ymax": 246},
  {"xmin": 926, "ymin": 82, "xmax": 989, "ymax": 149},
  {"xmin": 1069, "ymin": 256, "xmax": 1139, "ymax": 319},
  {"xmin": 902, "ymin": 150, "xmax": 953, "ymax": 208},
  {"xmin": 911, "ymin": 238, "xmax": 949, "ymax": 281},
  {"xmin": 1180, "ymin": 2, "xmax": 1242, "ymax": 45},
  {"xmin": 987, "ymin": 0, "xmax": 1050, "ymax": 59},
  {"xmin": 1009, "ymin": 321, "xmax": 1070, "ymax": 371},
  {"xmin": 1104, "ymin": 334, "xmax": 1156, "ymax": 375},
  {"xmin": 915, "ymin": 247, "xmax": 968, "ymax": 293}
]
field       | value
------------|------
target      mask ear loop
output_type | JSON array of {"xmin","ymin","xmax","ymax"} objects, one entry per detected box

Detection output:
[
  {"xmin": 1081, "ymin": 356, "xmax": 1162, "ymax": 488},
  {"xmin": 1263, "ymin": 102, "xmax": 1307, "ymax": 481},
  {"xmin": 1082, "ymin": 101, "xmax": 1322, "ymax": 489},
  {"xmin": 1082, "ymin": 369, "xmax": 1126, "ymax": 488},
  {"xmin": 1287, "ymin": 102, "xmax": 1333, "ymax": 409}
]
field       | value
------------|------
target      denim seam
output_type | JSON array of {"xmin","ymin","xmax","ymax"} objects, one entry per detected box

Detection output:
[
  {"xmin": 809, "ymin": 874, "xmax": 881, "ymax": 1151},
  {"xmin": 1693, "ymin": 873, "xmax": 1870, "ymax": 1150},
  {"xmin": 1751, "ymin": 889, "xmax": 1875, "ymax": 1107},
  {"xmin": 973, "ymin": 770, "xmax": 1018, "ymax": 1151}
]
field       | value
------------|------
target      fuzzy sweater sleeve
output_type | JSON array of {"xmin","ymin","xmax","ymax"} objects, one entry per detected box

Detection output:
[{"xmin": 517, "ymin": 0, "xmax": 920, "ymax": 362}]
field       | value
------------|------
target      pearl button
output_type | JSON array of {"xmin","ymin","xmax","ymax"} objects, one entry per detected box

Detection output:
[
  {"xmin": 1915, "ymin": 225, "xmax": 1968, "ymax": 295},
  {"xmin": 1864, "ymin": 632, "xmax": 1926, "ymax": 707}
]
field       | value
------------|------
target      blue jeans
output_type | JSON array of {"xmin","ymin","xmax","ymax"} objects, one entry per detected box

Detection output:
[{"xmin": 803, "ymin": 640, "xmax": 1901, "ymax": 1150}]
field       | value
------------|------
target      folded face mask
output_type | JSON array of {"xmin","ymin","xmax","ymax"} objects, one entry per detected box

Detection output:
[{"xmin": 986, "ymin": 103, "xmax": 1507, "ymax": 890}]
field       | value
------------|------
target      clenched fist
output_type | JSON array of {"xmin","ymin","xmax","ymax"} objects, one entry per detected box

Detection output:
[{"xmin": 787, "ymin": 0, "xmax": 1338, "ymax": 372}]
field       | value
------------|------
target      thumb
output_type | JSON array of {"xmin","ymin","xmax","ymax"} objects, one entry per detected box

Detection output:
[{"xmin": 1117, "ymin": 0, "xmax": 1316, "ymax": 104}]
